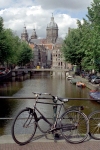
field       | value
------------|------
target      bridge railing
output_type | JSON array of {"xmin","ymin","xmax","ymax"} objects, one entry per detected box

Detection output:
[
  {"xmin": 0, "ymin": 96, "xmax": 99, "ymax": 120},
  {"xmin": 0, "ymin": 96, "xmax": 99, "ymax": 135}
]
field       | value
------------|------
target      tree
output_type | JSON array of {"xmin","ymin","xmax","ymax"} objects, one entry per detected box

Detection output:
[
  {"xmin": 77, "ymin": 19, "xmax": 94, "ymax": 70},
  {"xmin": 17, "ymin": 42, "xmax": 33, "ymax": 66},
  {"xmin": 62, "ymin": 0, "xmax": 100, "ymax": 72},
  {"xmin": 87, "ymin": 0, "xmax": 100, "ymax": 26},
  {"xmin": 86, "ymin": 0, "xmax": 100, "ymax": 71},
  {"xmin": 0, "ymin": 17, "xmax": 9, "ymax": 65},
  {"xmin": 4, "ymin": 29, "xmax": 22, "ymax": 65},
  {"xmin": 62, "ymin": 26, "xmax": 85, "ymax": 70},
  {"xmin": 0, "ymin": 17, "xmax": 33, "ymax": 68}
]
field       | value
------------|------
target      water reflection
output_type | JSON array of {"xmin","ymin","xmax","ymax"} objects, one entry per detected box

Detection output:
[{"xmin": 0, "ymin": 74, "xmax": 100, "ymax": 135}]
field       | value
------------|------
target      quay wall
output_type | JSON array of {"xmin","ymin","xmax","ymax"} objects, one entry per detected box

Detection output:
[
  {"xmin": 69, "ymin": 71, "xmax": 98, "ymax": 91},
  {"xmin": 73, "ymin": 75, "xmax": 98, "ymax": 90}
]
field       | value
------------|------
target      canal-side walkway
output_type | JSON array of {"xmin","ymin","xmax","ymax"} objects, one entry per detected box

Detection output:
[
  {"xmin": 74, "ymin": 75, "xmax": 98, "ymax": 90},
  {"xmin": 0, "ymin": 135, "xmax": 100, "ymax": 150}
]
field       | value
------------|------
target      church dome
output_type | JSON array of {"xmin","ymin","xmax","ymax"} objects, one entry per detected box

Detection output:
[{"xmin": 47, "ymin": 15, "xmax": 58, "ymax": 29}]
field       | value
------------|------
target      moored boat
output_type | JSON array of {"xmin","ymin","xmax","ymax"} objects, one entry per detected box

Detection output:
[
  {"xmin": 76, "ymin": 81, "xmax": 86, "ymax": 88},
  {"xmin": 89, "ymin": 91, "xmax": 100, "ymax": 103},
  {"xmin": 0, "ymin": 68, "xmax": 12, "ymax": 82},
  {"xmin": 67, "ymin": 75, "xmax": 73, "ymax": 80}
]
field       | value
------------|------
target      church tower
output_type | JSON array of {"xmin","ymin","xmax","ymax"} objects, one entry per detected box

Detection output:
[
  {"xmin": 46, "ymin": 14, "xmax": 58, "ymax": 44},
  {"xmin": 31, "ymin": 29, "xmax": 37, "ymax": 39},
  {"xmin": 21, "ymin": 25, "xmax": 28, "ymax": 42}
]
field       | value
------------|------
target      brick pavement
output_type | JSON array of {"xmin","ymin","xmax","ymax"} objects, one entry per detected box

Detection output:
[
  {"xmin": 0, "ymin": 135, "xmax": 100, "ymax": 150},
  {"xmin": 1, "ymin": 140, "xmax": 100, "ymax": 150}
]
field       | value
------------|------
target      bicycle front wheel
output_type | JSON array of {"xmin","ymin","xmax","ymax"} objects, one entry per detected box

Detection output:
[
  {"xmin": 60, "ymin": 110, "xmax": 89, "ymax": 144},
  {"xmin": 11, "ymin": 108, "xmax": 37, "ymax": 145},
  {"xmin": 89, "ymin": 110, "xmax": 100, "ymax": 140}
]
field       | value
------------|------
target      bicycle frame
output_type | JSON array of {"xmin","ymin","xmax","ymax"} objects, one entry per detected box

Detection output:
[
  {"xmin": 33, "ymin": 100, "xmax": 64, "ymax": 133},
  {"xmin": 12, "ymin": 92, "xmax": 89, "ymax": 145},
  {"xmin": 31, "ymin": 93, "xmax": 84, "ymax": 133}
]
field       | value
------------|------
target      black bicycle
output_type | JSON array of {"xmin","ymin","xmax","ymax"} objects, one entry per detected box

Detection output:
[
  {"xmin": 11, "ymin": 92, "xmax": 89, "ymax": 145},
  {"xmin": 89, "ymin": 110, "xmax": 100, "ymax": 140}
]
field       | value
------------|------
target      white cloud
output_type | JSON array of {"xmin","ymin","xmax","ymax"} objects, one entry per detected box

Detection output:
[
  {"xmin": 0, "ymin": 0, "xmax": 12, "ymax": 8},
  {"xmin": 0, "ymin": 0, "xmax": 35, "ymax": 9},
  {"xmin": 0, "ymin": 0, "xmax": 93, "ymax": 39},
  {"xmin": 0, "ymin": 0, "xmax": 93, "ymax": 10},
  {"xmin": 54, "ymin": 14, "xmax": 78, "ymax": 38},
  {"xmin": 35, "ymin": 0, "xmax": 93, "ymax": 10}
]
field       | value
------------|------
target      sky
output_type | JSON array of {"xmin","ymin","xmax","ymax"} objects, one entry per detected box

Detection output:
[{"xmin": 0, "ymin": 0, "xmax": 93, "ymax": 39}]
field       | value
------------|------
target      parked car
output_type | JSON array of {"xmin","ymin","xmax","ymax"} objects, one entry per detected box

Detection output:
[
  {"xmin": 91, "ymin": 76, "xmax": 100, "ymax": 84},
  {"xmin": 88, "ymin": 74, "xmax": 97, "ymax": 82},
  {"xmin": 81, "ymin": 72, "xmax": 89, "ymax": 79}
]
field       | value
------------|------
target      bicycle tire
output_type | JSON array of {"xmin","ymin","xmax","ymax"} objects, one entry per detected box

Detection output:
[
  {"xmin": 11, "ymin": 108, "xmax": 37, "ymax": 145},
  {"xmin": 60, "ymin": 110, "xmax": 89, "ymax": 143},
  {"xmin": 89, "ymin": 110, "xmax": 100, "ymax": 140}
]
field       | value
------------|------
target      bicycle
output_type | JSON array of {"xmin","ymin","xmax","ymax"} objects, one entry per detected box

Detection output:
[
  {"xmin": 11, "ymin": 92, "xmax": 89, "ymax": 145},
  {"xmin": 89, "ymin": 109, "xmax": 100, "ymax": 140}
]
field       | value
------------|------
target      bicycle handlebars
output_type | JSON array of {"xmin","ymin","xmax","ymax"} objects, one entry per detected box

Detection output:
[{"xmin": 32, "ymin": 92, "xmax": 68, "ymax": 103}]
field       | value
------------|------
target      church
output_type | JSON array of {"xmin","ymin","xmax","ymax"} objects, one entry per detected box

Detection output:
[{"xmin": 21, "ymin": 14, "xmax": 68, "ymax": 69}]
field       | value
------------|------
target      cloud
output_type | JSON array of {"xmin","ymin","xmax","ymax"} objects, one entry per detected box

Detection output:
[
  {"xmin": 35, "ymin": 0, "xmax": 93, "ymax": 10},
  {"xmin": 0, "ymin": 0, "xmax": 93, "ymax": 12},
  {"xmin": 0, "ymin": 0, "xmax": 12, "ymax": 9},
  {"xmin": 0, "ymin": 6, "xmax": 78, "ymax": 39},
  {"xmin": 0, "ymin": 0, "xmax": 35, "ymax": 9},
  {"xmin": 0, "ymin": 0, "xmax": 93, "ymax": 39}
]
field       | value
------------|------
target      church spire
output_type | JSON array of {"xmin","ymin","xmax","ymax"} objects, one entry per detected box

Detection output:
[
  {"xmin": 21, "ymin": 24, "xmax": 28, "ymax": 42},
  {"xmin": 23, "ymin": 23, "xmax": 27, "ymax": 33},
  {"xmin": 31, "ymin": 28, "xmax": 37, "ymax": 39},
  {"xmin": 51, "ymin": 13, "xmax": 54, "ymax": 22}
]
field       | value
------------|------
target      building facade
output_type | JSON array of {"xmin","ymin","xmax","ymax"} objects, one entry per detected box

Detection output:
[{"xmin": 21, "ymin": 14, "xmax": 67, "ymax": 69}]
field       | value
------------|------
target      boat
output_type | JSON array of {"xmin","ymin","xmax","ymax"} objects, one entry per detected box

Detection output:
[
  {"xmin": 89, "ymin": 91, "xmax": 100, "ymax": 103},
  {"xmin": 76, "ymin": 81, "xmax": 86, "ymax": 88},
  {"xmin": 0, "ymin": 68, "xmax": 12, "ymax": 82},
  {"xmin": 67, "ymin": 75, "xmax": 73, "ymax": 80}
]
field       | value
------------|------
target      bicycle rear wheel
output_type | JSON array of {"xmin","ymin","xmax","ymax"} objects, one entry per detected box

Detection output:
[
  {"xmin": 11, "ymin": 108, "xmax": 37, "ymax": 145},
  {"xmin": 89, "ymin": 110, "xmax": 100, "ymax": 140},
  {"xmin": 60, "ymin": 110, "xmax": 89, "ymax": 143}
]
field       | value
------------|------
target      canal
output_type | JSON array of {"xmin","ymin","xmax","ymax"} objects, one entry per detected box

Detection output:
[{"xmin": 0, "ymin": 73, "xmax": 100, "ymax": 135}]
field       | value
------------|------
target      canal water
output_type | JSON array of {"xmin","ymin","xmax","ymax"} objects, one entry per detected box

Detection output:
[{"xmin": 0, "ymin": 73, "xmax": 100, "ymax": 135}]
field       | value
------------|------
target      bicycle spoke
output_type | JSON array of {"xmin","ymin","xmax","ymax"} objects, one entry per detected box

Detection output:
[
  {"xmin": 89, "ymin": 111, "xmax": 100, "ymax": 139},
  {"xmin": 60, "ymin": 110, "xmax": 89, "ymax": 143},
  {"xmin": 12, "ymin": 108, "xmax": 37, "ymax": 145}
]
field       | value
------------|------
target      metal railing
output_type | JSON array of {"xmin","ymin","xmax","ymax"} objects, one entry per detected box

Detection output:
[{"xmin": 0, "ymin": 96, "xmax": 99, "ymax": 121}]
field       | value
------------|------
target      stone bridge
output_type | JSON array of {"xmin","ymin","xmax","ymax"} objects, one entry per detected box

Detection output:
[{"xmin": 12, "ymin": 68, "xmax": 69, "ymax": 77}]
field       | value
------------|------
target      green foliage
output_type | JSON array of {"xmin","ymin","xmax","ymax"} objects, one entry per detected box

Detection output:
[
  {"xmin": 87, "ymin": 0, "xmax": 100, "ymax": 26},
  {"xmin": 0, "ymin": 16, "xmax": 33, "ymax": 67},
  {"xmin": 0, "ymin": 17, "xmax": 8, "ymax": 64},
  {"xmin": 0, "ymin": 17, "xmax": 3, "ymax": 32},
  {"xmin": 17, "ymin": 42, "xmax": 32, "ymax": 66},
  {"xmin": 62, "ymin": 0, "xmax": 100, "ymax": 72},
  {"xmin": 62, "ymin": 26, "xmax": 86, "ymax": 69},
  {"xmin": 4, "ymin": 29, "xmax": 20, "ymax": 64}
]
